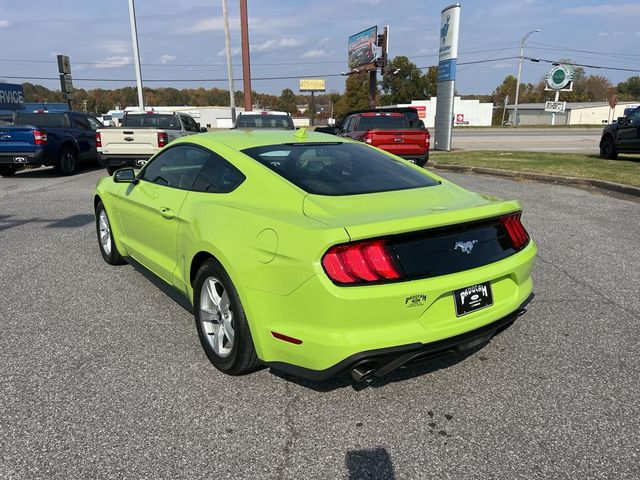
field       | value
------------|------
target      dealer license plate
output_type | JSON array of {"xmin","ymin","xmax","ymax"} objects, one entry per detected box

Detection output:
[
  {"xmin": 13, "ymin": 156, "xmax": 27, "ymax": 164},
  {"xmin": 454, "ymin": 282, "xmax": 493, "ymax": 316}
]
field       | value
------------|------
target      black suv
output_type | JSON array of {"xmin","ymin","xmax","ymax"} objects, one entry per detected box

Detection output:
[{"xmin": 600, "ymin": 106, "xmax": 640, "ymax": 159}]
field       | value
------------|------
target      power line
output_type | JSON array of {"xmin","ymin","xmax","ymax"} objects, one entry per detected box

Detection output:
[
  {"xmin": 524, "ymin": 57, "xmax": 640, "ymax": 73},
  {"xmin": 529, "ymin": 41, "xmax": 640, "ymax": 60}
]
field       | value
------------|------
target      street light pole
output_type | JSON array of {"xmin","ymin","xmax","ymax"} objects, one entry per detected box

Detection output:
[
  {"xmin": 221, "ymin": 0, "xmax": 236, "ymax": 122},
  {"xmin": 239, "ymin": 0, "xmax": 252, "ymax": 112},
  {"xmin": 512, "ymin": 29, "xmax": 540, "ymax": 127},
  {"xmin": 127, "ymin": 0, "xmax": 145, "ymax": 110}
]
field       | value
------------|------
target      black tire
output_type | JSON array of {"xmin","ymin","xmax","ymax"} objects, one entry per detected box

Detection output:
[
  {"xmin": 600, "ymin": 135, "xmax": 618, "ymax": 160},
  {"xmin": 95, "ymin": 201, "xmax": 126, "ymax": 265},
  {"xmin": 0, "ymin": 165, "xmax": 19, "ymax": 177},
  {"xmin": 194, "ymin": 258, "xmax": 260, "ymax": 375},
  {"xmin": 107, "ymin": 166, "xmax": 118, "ymax": 176},
  {"xmin": 416, "ymin": 151, "xmax": 429, "ymax": 168},
  {"xmin": 55, "ymin": 147, "xmax": 78, "ymax": 175}
]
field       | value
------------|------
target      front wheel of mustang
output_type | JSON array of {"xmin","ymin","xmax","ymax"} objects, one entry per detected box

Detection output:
[
  {"xmin": 194, "ymin": 259, "xmax": 260, "ymax": 375},
  {"xmin": 95, "ymin": 201, "xmax": 126, "ymax": 265}
]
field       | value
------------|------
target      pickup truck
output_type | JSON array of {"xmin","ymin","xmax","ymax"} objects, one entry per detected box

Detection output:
[
  {"xmin": 0, "ymin": 111, "xmax": 103, "ymax": 176},
  {"xmin": 600, "ymin": 106, "xmax": 640, "ymax": 159},
  {"xmin": 97, "ymin": 111, "xmax": 205, "ymax": 174},
  {"xmin": 317, "ymin": 110, "xmax": 430, "ymax": 166}
]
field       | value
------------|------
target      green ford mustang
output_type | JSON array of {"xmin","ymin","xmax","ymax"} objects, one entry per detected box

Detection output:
[{"xmin": 94, "ymin": 129, "xmax": 536, "ymax": 381}]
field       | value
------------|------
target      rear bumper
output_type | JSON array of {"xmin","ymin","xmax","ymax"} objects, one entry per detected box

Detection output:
[
  {"xmin": 0, "ymin": 150, "xmax": 47, "ymax": 165},
  {"xmin": 248, "ymin": 240, "xmax": 537, "ymax": 380},
  {"xmin": 399, "ymin": 152, "xmax": 429, "ymax": 166},
  {"xmin": 265, "ymin": 294, "xmax": 532, "ymax": 381},
  {"xmin": 98, "ymin": 152, "xmax": 151, "ymax": 168}
]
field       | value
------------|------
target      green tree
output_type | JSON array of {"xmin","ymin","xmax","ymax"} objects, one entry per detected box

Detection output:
[
  {"xmin": 277, "ymin": 88, "xmax": 298, "ymax": 115},
  {"xmin": 617, "ymin": 76, "xmax": 640, "ymax": 100},
  {"xmin": 333, "ymin": 74, "xmax": 370, "ymax": 120},
  {"xmin": 380, "ymin": 56, "xmax": 430, "ymax": 104}
]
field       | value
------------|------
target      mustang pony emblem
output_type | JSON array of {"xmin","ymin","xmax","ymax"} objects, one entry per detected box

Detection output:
[{"xmin": 454, "ymin": 240, "xmax": 478, "ymax": 254}]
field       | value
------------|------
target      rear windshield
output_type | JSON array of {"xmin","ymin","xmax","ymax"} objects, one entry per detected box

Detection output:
[
  {"xmin": 357, "ymin": 114, "xmax": 409, "ymax": 130},
  {"xmin": 242, "ymin": 142, "xmax": 439, "ymax": 196},
  {"xmin": 123, "ymin": 114, "xmax": 180, "ymax": 129},
  {"xmin": 15, "ymin": 113, "xmax": 67, "ymax": 127},
  {"xmin": 236, "ymin": 115, "xmax": 294, "ymax": 129}
]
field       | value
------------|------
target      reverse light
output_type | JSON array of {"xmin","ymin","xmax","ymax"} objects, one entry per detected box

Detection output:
[
  {"xmin": 322, "ymin": 239, "xmax": 402, "ymax": 285},
  {"xmin": 95, "ymin": 131, "xmax": 102, "ymax": 148},
  {"xmin": 500, "ymin": 213, "xmax": 530, "ymax": 251},
  {"xmin": 157, "ymin": 132, "xmax": 169, "ymax": 148},
  {"xmin": 33, "ymin": 129, "xmax": 47, "ymax": 146}
]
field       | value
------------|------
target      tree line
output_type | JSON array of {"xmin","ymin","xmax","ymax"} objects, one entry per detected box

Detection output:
[{"xmin": 20, "ymin": 55, "xmax": 640, "ymax": 125}]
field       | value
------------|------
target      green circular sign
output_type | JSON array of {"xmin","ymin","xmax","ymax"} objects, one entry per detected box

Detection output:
[{"xmin": 547, "ymin": 65, "xmax": 573, "ymax": 90}]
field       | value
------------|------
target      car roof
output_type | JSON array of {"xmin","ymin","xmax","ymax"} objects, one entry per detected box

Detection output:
[
  {"xmin": 174, "ymin": 129, "xmax": 347, "ymax": 151},
  {"xmin": 238, "ymin": 111, "xmax": 291, "ymax": 116}
]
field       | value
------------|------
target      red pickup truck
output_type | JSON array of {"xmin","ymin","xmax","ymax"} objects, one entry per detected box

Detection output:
[{"xmin": 321, "ymin": 111, "xmax": 430, "ymax": 167}]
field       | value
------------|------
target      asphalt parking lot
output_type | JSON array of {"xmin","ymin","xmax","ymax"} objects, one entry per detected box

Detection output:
[{"xmin": 1, "ymin": 165, "xmax": 639, "ymax": 480}]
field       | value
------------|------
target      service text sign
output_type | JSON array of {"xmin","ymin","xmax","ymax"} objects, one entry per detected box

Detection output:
[{"xmin": 0, "ymin": 83, "xmax": 25, "ymax": 110}]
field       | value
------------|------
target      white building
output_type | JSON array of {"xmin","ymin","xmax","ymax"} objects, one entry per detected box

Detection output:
[
  {"xmin": 392, "ymin": 97, "xmax": 494, "ymax": 128},
  {"xmin": 505, "ymin": 101, "xmax": 640, "ymax": 126}
]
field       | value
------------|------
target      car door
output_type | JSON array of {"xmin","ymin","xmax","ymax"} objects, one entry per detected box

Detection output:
[
  {"xmin": 617, "ymin": 108, "xmax": 640, "ymax": 151},
  {"xmin": 117, "ymin": 144, "xmax": 210, "ymax": 282},
  {"xmin": 69, "ymin": 114, "xmax": 94, "ymax": 160}
]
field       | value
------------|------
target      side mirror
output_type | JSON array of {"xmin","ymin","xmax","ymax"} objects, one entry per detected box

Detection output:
[
  {"xmin": 617, "ymin": 117, "xmax": 627, "ymax": 124},
  {"xmin": 200, "ymin": 126, "xmax": 208, "ymax": 132},
  {"xmin": 113, "ymin": 167, "xmax": 136, "ymax": 183}
]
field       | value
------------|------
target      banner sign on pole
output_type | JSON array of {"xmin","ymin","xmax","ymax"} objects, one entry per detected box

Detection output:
[{"xmin": 434, "ymin": 3, "xmax": 461, "ymax": 151}]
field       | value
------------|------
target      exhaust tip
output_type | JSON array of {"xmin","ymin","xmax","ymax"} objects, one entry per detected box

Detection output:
[{"xmin": 350, "ymin": 363, "xmax": 376, "ymax": 382}]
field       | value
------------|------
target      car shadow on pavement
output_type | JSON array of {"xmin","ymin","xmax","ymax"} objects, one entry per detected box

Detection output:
[
  {"xmin": 268, "ymin": 341, "xmax": 498, "ymax": 392},
  {"xmin": 0, "ymin": 213, "xmax": 94, "ymax": 232},
  {"xmin": 7, "ymin": 163, "xmax": 105, "ymax": 178},
  {"xmin": 586, "ymin": 154, "xmax": 640, "ymax": 163},
  {"xmin": 345, "ymin": 447, "xmax": 396, "ymax": 480}
]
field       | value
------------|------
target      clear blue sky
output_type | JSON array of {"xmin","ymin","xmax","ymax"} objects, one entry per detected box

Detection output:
[{"xmin": 0, "ymin": 0, "xmax": 638, "ymax": 96}]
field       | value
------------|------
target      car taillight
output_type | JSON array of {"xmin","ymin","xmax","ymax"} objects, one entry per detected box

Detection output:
[
  {"xmin": 322, "ymin": 239, "xmax": 403, "ymax": 285},
  {"xmin": 362, "ymin": 130, "xmax": 374, "ymax": 144},
  {"xmin": 425, "ymin": 130, "xmax": 431, "ymax": 147},
  {"xmin": 500, "ymin": 213, "xmax": 530, "ymax": 251},
  {"xmin": 95, "ymin": 131, "xmax": 102, "ymax": 148},
  {"xmin": 157, "ymin": 132, "xmax": 168, "ymax": 147},
  {"xmin": 33, "ymin": 129, "xmax": 47, "ymax": 146}
]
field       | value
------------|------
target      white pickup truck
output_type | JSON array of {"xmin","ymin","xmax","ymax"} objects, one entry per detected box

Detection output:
[{"xmin": 97, "ymin": 111, "xmax": 205, "ymax": 174}]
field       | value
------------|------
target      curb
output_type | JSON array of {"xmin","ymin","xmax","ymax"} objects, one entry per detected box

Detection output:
[{"xmin": 427, "ymin": 163, "xmax": 640, "ymax": 198}]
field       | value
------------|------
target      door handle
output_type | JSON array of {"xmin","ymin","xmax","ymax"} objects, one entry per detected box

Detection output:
[{"xmin": 159, "ymin": 207, "xmax": 175, "ymax": 219}]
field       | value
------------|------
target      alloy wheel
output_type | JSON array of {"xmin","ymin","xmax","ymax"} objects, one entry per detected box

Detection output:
[{"xmin": 199, "ymin": 277, "xmax": 235, "ymax": 358}]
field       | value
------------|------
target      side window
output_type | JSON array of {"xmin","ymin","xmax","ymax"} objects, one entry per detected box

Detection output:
[
  {"xmin": 86, "ymin": 116, "xmax": 102, "ymax": 130},
  {"xmin": 140, "ymin": 145, "xmax": 210, "ymax": 190},
  {"xmin": 192, "ymin": 152, "xmax": 245, "ymax": 193},
  {"xmin": 628, "ymin": 108, "xmax": 640, "ymax": 123},
  {"xmin": 72, "ymin": 115, "xmax": 90, "ymax": 130},
  {"xmin": 185, "ymin": 116, "xmax": 201, "ymax": 132},
  {"xmin": 342, "ymin": 116, "xmax": 354, "ymax": 132}
]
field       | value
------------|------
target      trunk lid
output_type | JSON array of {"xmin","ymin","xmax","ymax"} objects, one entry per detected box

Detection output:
[
  {"xmin": 0, "ymin": 126, "xmax": 37, "ymax": 153},
  {"xmin": 303, "ymin": 182, "xmax": 522, "ymax": 240}
]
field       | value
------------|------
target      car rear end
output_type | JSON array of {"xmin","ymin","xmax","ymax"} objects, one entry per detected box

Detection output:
[
  {"xmin": 356, "ymin": 113, "xmax": 430, "ymax": 166},
  {"xmin": 241, "ymin": 139, "xmax": 535, "ymax": 381},
  {"xmin": 97, "ymin": 112, "xmax": 179, "ymax": 170},
  {"xmin": 0, "ymin": 126, "xmax": 48, "ymax": 167}
]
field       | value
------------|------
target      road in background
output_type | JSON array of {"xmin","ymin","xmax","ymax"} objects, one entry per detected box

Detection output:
[
  {"xmin": 1, "ymin": 167, "xmax": 638, "ymax": 479},
  {"xmin": 448, "ymin": 127, "xmax": 603, "ymax": 153}
]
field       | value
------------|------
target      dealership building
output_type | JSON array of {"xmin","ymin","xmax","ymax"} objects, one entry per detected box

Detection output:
[
  {"xmin": 505, "ymin": 101, "xmax": 639, "ymax": 126},
  {"xmin": 390, "ymin": 97, "xmax": 494, "ymax": 127}
]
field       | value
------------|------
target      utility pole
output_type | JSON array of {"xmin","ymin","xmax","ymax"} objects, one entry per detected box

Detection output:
[
  {"xmin": 127, "ymin": 0, "xmax": 145, "ymax": 110},
  {"xmin": 221, "ymin": 0, "xmax": 236, "ymax": 122},
  {"xmin": 501, "ymin": 94, "xmax": 509, "ymax": 126},
  {"xmin": 370, "ymin": 26, "xmax": 388, "ymax": 108},
  {"xmin": 513, "ymin": 29, "xmax": 540, "ymax": 127},
  {"xmin": 239, "ymin": 0, "xmax": 252, "ymax": 111}
]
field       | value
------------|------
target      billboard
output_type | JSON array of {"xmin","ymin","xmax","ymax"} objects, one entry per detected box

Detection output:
[
  {"xmin": 0, "ymin": 83, "xmax": 25, "ymax": 110},
  {"xmin": 348, "ymin": 26, "xmax": 377, "ymax": 70},
  {"xmin": 299, "ymin": 79, "xmax": 326, "ymax": 92}
]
